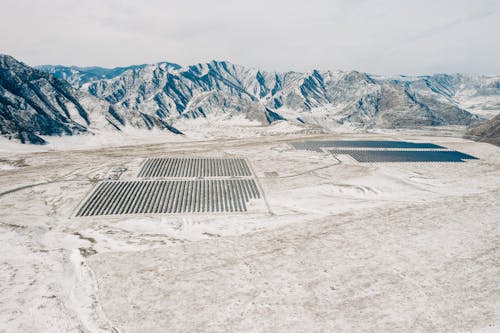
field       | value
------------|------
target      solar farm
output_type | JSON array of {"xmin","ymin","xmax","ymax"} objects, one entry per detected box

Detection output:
[
  {"xmin": 328, "ymin": 149, "xmax": 478, "ymax": 162},
  {"xmin": 1, "ymin": 133, "xmax": 499, "ymax": 333},
  {"xmin": 291, "ymin": 140, "xmax": 445, "ymax": 151},
  {"xmin": 77, "ymin": 179, "xmax": 260, "ymax": 216},
  {"xmin": 76, "ymin": 141, "xmax": 479, "ymax": 217},
  {"xmin": 77, "ymin": 157, "xmax": 262, "ymax": 216},
  {"xmin": 138, "ymin": 157, "xmax": 252, "ymax": 178},
  {"xmin": 292, "ymin": 140, "xmax": 478, "ymax": 162}
]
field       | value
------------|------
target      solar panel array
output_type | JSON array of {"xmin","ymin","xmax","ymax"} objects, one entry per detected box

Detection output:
[
  {"xmin": 329, "ymin": 149, "xmax": 478, "ymax": 163},
  {"xmin": 76, "ymin": 156, "xmax": 263, "ymax": 216},
  {"xmin": 292, "ymin": 140, "xmax": 478, "ymax": 163},
  {"xmin": 76, "ymin": 179, "xmax": 261, "ymax": 216},
  {"xmin": 291, "ymin": 140, "xmax": 444, "ymax": 152},
  {"xmin": 138, "ymin": 158, "xmax": 252, "ymax": 178}
]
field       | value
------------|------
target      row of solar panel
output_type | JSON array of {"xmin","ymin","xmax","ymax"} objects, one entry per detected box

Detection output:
[
  {"xmin": 330, "ymin": 149, "xmax": 478, "ymax": 163},
  {"xmin": 76, "ymin": 179, "xmax": 261, "ymax": 216},
  {"xmin": 138, "ymin": 158, "xmax": 252, "ymax": 178},
  {"xmin": 291, "ymin": 140, "xmax": 445, "ymax": 152}
]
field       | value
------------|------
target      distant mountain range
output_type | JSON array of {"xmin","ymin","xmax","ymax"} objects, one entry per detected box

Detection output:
[
  {"xmin": 37, "ymin": 62, "xmax": 181, "ymax": 87},
  {"xmin": 1, "ymin": 54, "xmax": 499, "ymax": 144}
]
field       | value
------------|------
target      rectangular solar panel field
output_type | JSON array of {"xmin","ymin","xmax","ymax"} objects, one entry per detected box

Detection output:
[
  {"xmin": 76, "ymin": 179, "xmax": 261, "ymax": 216},
  {"xmin": 138, "ymin": 158, "xmax": 252, "ymax": 178},
  {"xmin": 292, "ymin": 140, "xmax": 445, "ymax": 151},
  {"xmin": 330, "ymin": 149, "xmax": 478, "ymax": 163},
  {"xmin": 318, "ymin": 140, "xmax": 445, "ymax": 148}
]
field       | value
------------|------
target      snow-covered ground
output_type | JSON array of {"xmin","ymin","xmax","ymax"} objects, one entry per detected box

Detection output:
[{"xmin": 0, "ymin": 130, "xmax": 499, "ymax": 332}]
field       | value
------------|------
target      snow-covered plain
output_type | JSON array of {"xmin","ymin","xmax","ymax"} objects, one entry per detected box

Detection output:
[{"xmin": 0, "ymin": 127, "xmax": 499, "ymax": 332}]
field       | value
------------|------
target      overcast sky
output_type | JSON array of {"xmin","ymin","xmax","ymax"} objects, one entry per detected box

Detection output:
[{"xmin": 1, "ymin": 0, "xmax": 499, "ymax": 75}]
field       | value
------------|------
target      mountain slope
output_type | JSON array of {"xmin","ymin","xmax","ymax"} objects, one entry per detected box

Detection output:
[
  {"xmin": 77, "ymin": 61, "xmax": 480, "ymax": 130},
  {"xmin": 464, "ymin": 113, "xmax": 500, "ymax": 146},
  {"xmin": 0, "ymin": 55, "xmax": 181, "ymax": 144},
  {"xmin": 427, "ymin": 74, "xmax": 500, "ymax": 118},
  {"xmin": 84, "ymin": 61, "xmax": 283, "ymax": 125},
  {"xmin": 0, "ymin": 55, "xmax": 92, "ymax": 144}
]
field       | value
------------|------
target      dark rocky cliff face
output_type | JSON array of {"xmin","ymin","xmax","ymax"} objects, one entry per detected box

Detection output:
[
  {"xmin": 0, "ymin": 55, "xmax": 90, "ymax": 144},
  {"xmin": 1, "ymin": 55, "xmax": 182, "ymax": 144}
]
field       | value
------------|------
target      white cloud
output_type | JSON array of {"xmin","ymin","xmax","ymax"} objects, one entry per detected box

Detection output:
[{"xmin": 1, "ymin": 0, "xmax": 499, "ymax": 75}]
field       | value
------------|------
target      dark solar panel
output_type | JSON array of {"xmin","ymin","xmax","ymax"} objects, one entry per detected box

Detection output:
[
  {"xmin": 138, "ymin": 158, "xmax": 252, "ymax": 178},
  {"xmin": 292, "ymin": 140, "xmax": 445, "ymax": 151},
  {"xmin": 321, "ymin": 140, "xmax": 444, "ymax": 148},
  {"xmin": 330, "ymin": 150, "xmax": 478, "ymax": 163},
  {"xmin": 76, "ymin": 179, "xmax": 261, "ymax": 216}
]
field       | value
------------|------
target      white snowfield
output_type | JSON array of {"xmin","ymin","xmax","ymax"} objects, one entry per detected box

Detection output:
[{"xmin": 0, "ymin": 128, "xmax": 499, "ymax": 332}]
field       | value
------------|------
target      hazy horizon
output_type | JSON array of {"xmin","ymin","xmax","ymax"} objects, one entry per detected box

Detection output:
[{"xmin": 2, "ymin": 0, "xmax": 500, "ymax": 75}]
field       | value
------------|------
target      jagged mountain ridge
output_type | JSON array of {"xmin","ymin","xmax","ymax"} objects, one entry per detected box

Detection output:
[
  {"xmin": 0, "ymin": 55, "xmax": 182, "ymax": 144},
  {"xmin": 3, "ymin": 54, "xmax": 500, "ymax": 144},
  {"xmin": 49, "ymin": 60, "xmax": 499, "ymax": 130},
  {"xmin": 37, "ymin": 62, "xmax": 181, "ymax": 87},
  {"xmin": 83, "ymin": 61, "xmax": 287, "ymax": 125}
]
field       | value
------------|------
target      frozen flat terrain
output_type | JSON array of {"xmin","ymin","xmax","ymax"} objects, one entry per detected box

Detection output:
[{"xmin": 0, "ymin": 132, "xmax": 499, "ymax": 332}]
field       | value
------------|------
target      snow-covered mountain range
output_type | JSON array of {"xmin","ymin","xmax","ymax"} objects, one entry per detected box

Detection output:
[
  {"xmin": 37, "ymin": 62, "xmax": 181, "ymax": 88},
  {"xmin": 1, "ymin": 54, "xmax": 499, "ymax": 144},
  {"xmin": 0, "ymin": 55, "xmax": 181, "ymax": 144}
]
